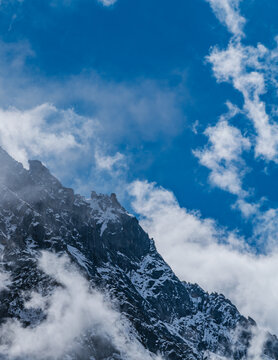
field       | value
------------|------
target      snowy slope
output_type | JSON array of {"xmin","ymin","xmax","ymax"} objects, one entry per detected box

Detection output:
[{"xmin": 0, "ymin": 147, "xmax": 277, "ymax": 360}]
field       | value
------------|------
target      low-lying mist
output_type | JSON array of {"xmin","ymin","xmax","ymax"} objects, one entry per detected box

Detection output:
[{"xmin": 0, "ymin": 251, "xmax": 163, "ymax": 360}]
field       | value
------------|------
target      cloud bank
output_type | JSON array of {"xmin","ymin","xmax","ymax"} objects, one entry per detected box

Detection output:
[
  {"xmin": 129, "ymin": 180, "xmax": 278, "ymax": 335},
  {"xmin": 0, "ymin": 251, "xmax": 162, "ymax": 360},
  {"xmin": 125, "ymin": 2, "xmax": 278, "ymax": 337}
]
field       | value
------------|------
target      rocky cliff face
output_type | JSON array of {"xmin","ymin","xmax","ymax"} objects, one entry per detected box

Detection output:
[{"xmin": 0, "ymin": 147, "xmax": 277, "ymax": 360}]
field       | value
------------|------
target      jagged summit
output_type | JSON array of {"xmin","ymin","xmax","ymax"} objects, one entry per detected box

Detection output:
[
  {"xmin": 0, "ymin": 150, "xmax": 277, "ymax": 360},
  {"xmin": 90, "ymin": 190, "xmax": 126, "ymax": 215},
  {"xmin": 28, "ymin": 159, "xmax": 47, "ymax": 171}
]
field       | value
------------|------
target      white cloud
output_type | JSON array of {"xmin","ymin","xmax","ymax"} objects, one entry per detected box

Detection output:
[
  {"xmin": 194, "ymin": 118, "xmax": 250, "ymax": 195},
  {"xmin": 128, "ymin": 180, "xmax": 278, "ymax": 335},
  {"xmin": 252, "ymin": 207, "xmax": 278, "ymax": 251},
  {"xmin": 233, "ymin": 198, "xmax": 259, "ymax": 218},
  {"xmin": 0, "ymin": 73, "xmax": 184, "ymax": 195},
  {"xmin": 203, "ymin": 3, "xmax": 278, "ymax": 260},
  {"xmin": 0, "ymin": 36, "xmax": 185, "ymax": 194},
  {"xmin": 208, "ymin": 41, "xmax": 278, "ymax": 162},
  {"xmin": 233, "ymin": 198, "xmax": 278, "ymax": 252},
  {"xmin": 205, "ymin": 326, "xmax": 269, "ymax": 360},
  {"xmin": 60, "ymin": 75, "xmax": 184, "ymax": 145},
  {"xmin": 0, "ymin": 40, "xmax": 184, "ymax": 146},
  {"xmin": 98, "ymin": 0, "xmax": 117, "ymax": 6},
  {"xmin": 0, "ymin": 271, "xmax": 10, "ymax": 291},
  {"xmin": 0, "ymin": 251, "xmax": 163, "ymax": 360},
  {"xmin": 95, "ymin": 149, "xmax": 125, "ymax": 172},
  {"xmin": 198, "ymin": 1, "xmax": 278, "ymax": 247},
  {"xmin": 206, "ymin": 0, "xmax": 245, "ymax": 37},
  {"xmin": 0, "ymin": 103, "xmax": 97, "ymax": 168},
  {"xmin": 247, "ymin": 327, "xmax": 268, "ymax": 360},
  {"xmin": 0, "ymin": 0, "xmax": 118, "ymax": 9},
  {"xmin": 0, "ymin": 39, "xmax": 185, "ymax": 197},
  {"xmin": 0, "ymin": 245, "xmax": 10, "ymax": 291}
]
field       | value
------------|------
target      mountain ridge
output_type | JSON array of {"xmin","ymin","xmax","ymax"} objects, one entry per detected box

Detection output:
[{"xmin": 0, "ymin": 147, "xmax": 277, "ymax": 360}]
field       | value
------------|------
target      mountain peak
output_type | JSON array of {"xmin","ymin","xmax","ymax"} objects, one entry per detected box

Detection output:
[
  {"xmin": 0, "ymin": 151, "xmax": 277, "ymax": 360},
  {"xmin": 28, "ymin": 159, "xmax": 63, "ymax": 191},
  {"xmin": 28, "ymin": 159, "xmax": 47, "ymax": 173}
]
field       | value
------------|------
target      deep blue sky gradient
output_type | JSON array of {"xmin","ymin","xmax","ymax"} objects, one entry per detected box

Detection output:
[{"xmin": 1, "ymin": 0, "xmax": 278, "ymax": 240}]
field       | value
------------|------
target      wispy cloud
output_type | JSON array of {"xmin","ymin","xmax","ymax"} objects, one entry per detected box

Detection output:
[
  {"xmin": 206, "ymin": 0, "xmax": 245, "ymax": 37},
  {"xmin": 98, "ymin": 0, "xmax": 117, "ymax": 6},
  {"xmin": 0, "ymin": 103, "xmax": 97, "ymax": 168},
  {"xmin": 95, "ymin": 149, "xmax": 126, "ymax": 172},
  {"xmin": 236, "ymin": 200, "xmax": 278, "ymax": 252},
  {"xmin": 0, "ymin": 39, "xmax": 184, "ymax": 196},
  {"xmin": 0, "ymin": 269, "xmax": 10, "ymax": 292},
  {"xmin": 186, "ymin": 2, "xmax": 278, "ymax": 333},
  {"xmin": 0, "ymin": 41, "xmax": 184, "ymax": 145},
  {"xmin": 128, "ymin": 180, "xmax": 278, "ymax": 335},
  {"xmin": 208, "ymin": 41, "xmax": 278, "ymax": 162},
  {"xmin": 203, "ymin": 0, "xmax": 278, "ymax": 172},
  {"xmin": 197, "ymin": 0, "xmax": 278, "ymax": 247},
  {"xmin": 194, "ymin": 112, "xmax": 250, "ymax": 196},
  {"xmin": 0, "ymin": 251, "xmax": 162, "ymax": 360},
  {"xmin": 0, "ymin": 0, "xmax": 119, "ymax": 9}
]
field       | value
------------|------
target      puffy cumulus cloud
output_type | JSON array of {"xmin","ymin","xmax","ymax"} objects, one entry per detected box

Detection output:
[
  {"xmin": 0, "ymin": 103, "xmax": 97, "ymax": 168},
  {"xmin": 194, "ymin": 117, "xmax": 250, "ymax": 196},
  {"xmin": 0, "ymin": 251, "xmax": 163, "ymax": 360},
  {"xmin": 206, "ymin": 0, "xmax": 245, "ymax": 37},
  {"xmin": 128, "ymin": 180, "xmax": 278, "ymax": 335},
  {"xmin": 207, "ymin": 42, "xmax": 268, "ymax": 83}
]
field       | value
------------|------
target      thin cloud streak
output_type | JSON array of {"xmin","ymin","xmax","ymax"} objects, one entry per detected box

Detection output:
[{"xmin": 206, "ymin": 0, "xmax": 245, "ymax": 37}]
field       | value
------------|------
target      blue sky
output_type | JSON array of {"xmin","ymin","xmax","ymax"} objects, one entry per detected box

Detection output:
[
  {"xmin": 0, "ymin": 0, "xmax": 257, "ymax": 228},
  {"xmin": 2, "ymin": 0, "xmax": 278, "ymax": 334}
]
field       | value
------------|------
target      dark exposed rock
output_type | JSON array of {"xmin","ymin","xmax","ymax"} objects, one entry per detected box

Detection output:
[{"xmin": 0, "ymin": 147, "xmax": 277, "ymax": 360}]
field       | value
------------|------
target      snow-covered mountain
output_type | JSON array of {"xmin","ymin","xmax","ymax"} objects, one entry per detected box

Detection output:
[{"xmin": 0, "ymin": 147, "xmax": 277, "ymax": 360}]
